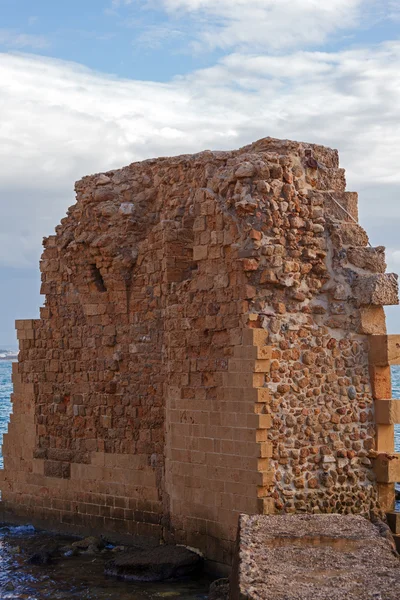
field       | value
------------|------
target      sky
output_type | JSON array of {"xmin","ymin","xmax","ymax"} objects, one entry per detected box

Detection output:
[{"xmin": 0, "ymin": 0, "xmax": 400, "ymax": 346}]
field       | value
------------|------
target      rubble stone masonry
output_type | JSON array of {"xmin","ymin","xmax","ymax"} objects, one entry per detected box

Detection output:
[{"xmin": 0, "ymin": 137, "xmax": 398, "ymax": 565}]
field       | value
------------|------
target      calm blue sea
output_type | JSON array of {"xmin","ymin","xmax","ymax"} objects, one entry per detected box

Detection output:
[
  {"xmin": 0, "ymin": 361, "xmax": 13, "ymax": 469},
  {"xmin": 392, "ymin": 366, "xmax": 400, "ymax": 453}
]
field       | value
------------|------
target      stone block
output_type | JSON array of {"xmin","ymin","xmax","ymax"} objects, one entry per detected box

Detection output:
[
  {"xmin": 376, "ymin": 424, "xmax": 395, "ymax": 453},
  {"xmin": 353, "ymin": 273, "xmax": 398, "ymax": 306},
  {"xmin": 386, "ymin": 511, "xmax": 400, "ymax": 534},
  {"xmin": 358, "ymin": 306, "xmax": 386, "ymax": 335},
  {"xmin": 233, "ymin": 345, "xmax": 272, "ymax": 360},
  {"xmin": 15, "ymin": 319, "xmax": 38, "ymax": 330},
  {"xmin": 44, "ymin": 460, "xmax": 71, "ymax": 479},
  {"xmin": 231, "ymin": 514, "xmax": 400, "ymax": 600},
  {"xmin": 347, "ymin": 246, "xmax": 386, "ymax": 273},
  {"xmin": 324, "ymin": 191, "xmax": 358, "ymax": 222},
  {"xmin": 223, "ymin": 372, "xmax": 265, "ymax": 388},
  {"xmin": 257, "ymin": 414, "xmax": 272, "ymax": 429},
  {"xmin": 392, "ymin": 534, "xmax": 400, "ymax": 554},
  {"xmin": 228, "ymin": 359, "xmax": 270, "ymax": 373},
  {"xmin": 369, "ymin": 365, "xmax": 392, "ymax": 399},
  {"xmin": 369, "ymin": 334, "xmax": 400, "ymax": 366},
  {"xmin": 242, "ymin": 328, "xmax": 269, "ymax": 348},
  {"xmin": 377, "ymin": 483, "xmax": 396, "ymax": 513},
  {"xmin": 372, "ymin": 454, "xmax": 400, "ymax": 483},
  {"xmin": 332, "ymin": 222, "xmax": 369, "ymax": 247},
  {"xmin": 193, "ymin": 245, "xmax": 208, "ymax": 260},
  {"xmin": 375, "ymin": 400, "xmax": 400, "ymax": 424}
]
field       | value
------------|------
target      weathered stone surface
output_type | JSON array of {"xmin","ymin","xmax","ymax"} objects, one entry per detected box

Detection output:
[
  {"xmin": 352, "ymin": 273, "xmax": 398, "ymax": 306},
  {"xmin": 375, "ymin": 399, "xmax": 400, "ymax": 424},
  {"xmin": 358, "ymin": 306, "xmax": 387, "ymax": 334},
  {"xmin": 71, "ymin": 536, "xmax": 104, "ymax": 551},
  {"xmin": 209, "ymin": 578, "xmax": 230, "ymax": 600},
  {"xmin": 347, "ymin": 246, "xmax": 386, "ymax": 273},
  {"xmin": 231, "ymin": 514, "xmax": 400, "ymax": 600},
  {"xmin": 369, "ymin": 334, "xmax": 400, "ymax": 366},
  {"xmin": 323, "ymin": 191, "xmax": 358, "ymax": 222},
  {"xmin": 27, "ymin": 549, "xmax": 54, "ymax": 566},
  {"xmin": 104, "ymin": 545, "xmax": 203, "ymax": 582},
  {"xmin": 2, "ymin": 135, "xmax": 398, "ymax": 564},
  {"xmin": 372, "ymin": 454, "xmax": 400, "ymax": 483},
  {"xmin": 330, "ymin": 222, "xmax": 369, "ymax": 247},
  {"xmin": 387, "ymin": 512, "xmax": 400, "ymax": 535}
]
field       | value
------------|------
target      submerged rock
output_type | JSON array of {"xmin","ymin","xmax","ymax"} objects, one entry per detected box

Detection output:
[
  {"xmin": 63, "ymin": 547, "xmax": 79, "ymax": 558},
  {"xmin": 209, "ymin": 578, "xmax": 230, "ymax": 600},
  {"xmin": 71, "ymin": 536, "xmax": 104, "ymax": 551},
  {"xmin": 27, "ymin": 549, "xmax": 54, "ymax": 565},
  {"xmin": 104, "ymin": 544, "xmax": 203, "ymax": 582}
]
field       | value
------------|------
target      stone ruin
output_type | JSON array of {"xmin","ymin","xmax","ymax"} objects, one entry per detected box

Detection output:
[{"xmin": 1, "ymin": 136, "xmax": 400, "ymax": 566}]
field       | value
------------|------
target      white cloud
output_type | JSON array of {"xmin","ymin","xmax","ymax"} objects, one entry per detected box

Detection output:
[
  {"xmin": 0, "ymin": 29, "xmax": 49, "ymax": 50},
  {"xmin": 387, "ymin": 249, "xmax": 400, "ymax": 270},
  {"xmin": 388, "ymin": 1, "xmax": 400, "ymax": 20},
  {"xmin": 129, "ymin": 0, "xmax": 371, "ymax": 52},
  {"xmin": 134, "ymin": 24, "xmax": 184, "ymax": 48},
  {"xmin": 0, "ymin": 41, "xmax": 400, "ymax": 268}
]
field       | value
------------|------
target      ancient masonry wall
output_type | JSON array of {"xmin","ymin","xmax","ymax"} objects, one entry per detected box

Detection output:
[{"xmin": 0, "ymin": 138, "xmax": 398, "ymax": 565}]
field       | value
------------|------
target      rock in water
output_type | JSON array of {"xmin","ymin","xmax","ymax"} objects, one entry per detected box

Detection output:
[
  {"xmin": 71, "ymin": 536, "xmax": 104, "ymax": 551},
  {"xmin": 209, "ymin": 578, "xmax": 230, "ymax": 600},
  {"xmin": 104, "ymin": 545, "xmax": 203, "ymax": 582},
  {"xmin": 27, "ymin": 550, "xmax": 54, "ymax": 565}
]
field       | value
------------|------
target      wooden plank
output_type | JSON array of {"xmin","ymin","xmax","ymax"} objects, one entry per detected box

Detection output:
[
  {"xmin": 375, "ymin": 399, "xmax": 400, "ymax": 424},
  {"xmin": 373, "ymin": 454, "xmax": 400, "ymax": 483}
]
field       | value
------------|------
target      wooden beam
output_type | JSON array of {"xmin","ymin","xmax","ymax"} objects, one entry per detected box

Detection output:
[
  {"xmin": 373, "ymin": 454, "xmax": 400, "ymax": 483},
  {"xmin": 375, "ymin": 399, "xmax": 400, "ymax": 424},
  {"xmin": 369, "ymin": 335, "xmax": 400, "ymax": 366}
]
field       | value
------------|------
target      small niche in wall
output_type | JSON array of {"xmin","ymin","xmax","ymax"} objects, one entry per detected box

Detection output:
[{"xmin": 90, "ymin": 264, "xmax": 107, "ymax": 292}]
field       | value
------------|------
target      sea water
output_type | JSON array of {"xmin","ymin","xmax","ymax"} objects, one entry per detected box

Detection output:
[
  {"xmin": 394, "ymin": 365, "xmax": 400, "ymax": 452},
  {"xmin": 0, "ymin": 360, "xmax": 13, "ymax": 469}
]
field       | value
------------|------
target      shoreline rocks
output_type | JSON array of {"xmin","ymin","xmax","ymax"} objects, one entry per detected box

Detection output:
[{"xmin": 104, "ymin": 545, "xmax": 203, "ymax": 582}]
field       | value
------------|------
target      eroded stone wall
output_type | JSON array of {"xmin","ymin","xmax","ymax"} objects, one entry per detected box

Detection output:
[{"xmin": 0, "ymin": 137, "xmax": 397, "ymax": 564}]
